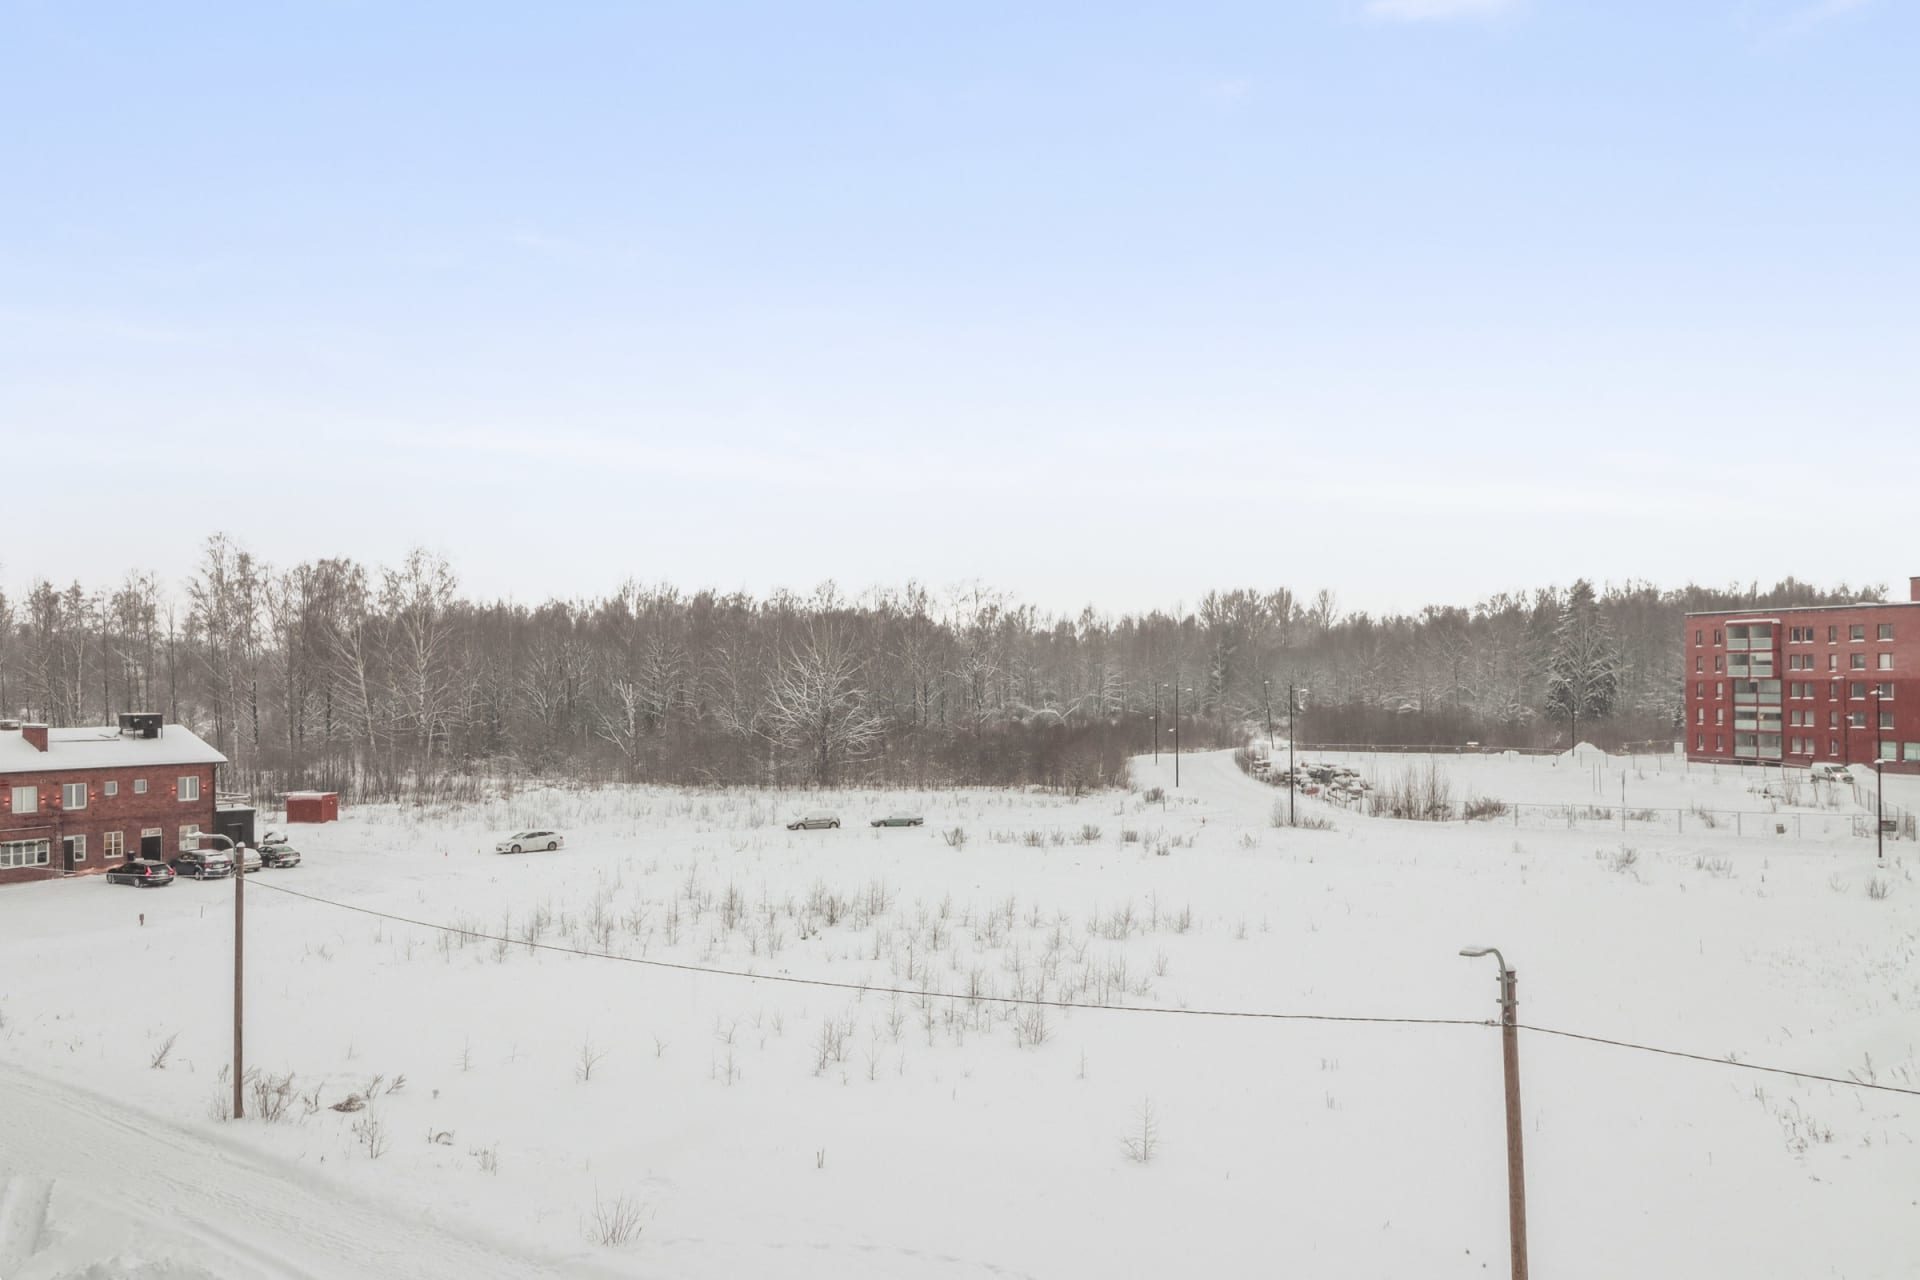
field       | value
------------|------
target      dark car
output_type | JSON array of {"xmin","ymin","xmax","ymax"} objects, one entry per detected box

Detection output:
[
  {"xmin": 172, "ymin": 849, "xmax": 235, "ymax": 880},
  {"xmin": 259, "ymin": 839, "xmax": 302, "ymax": 869},
  {"xmin": 106, "ymin": 859, "xmax": 177, "ymax": 887},
  {"xmin": 870, "ymin": 811, "xmax": 924, "ymax": 828},
  {"xmin": 786, "ymin": 811, "xmax": 841, "ymax": 831}
]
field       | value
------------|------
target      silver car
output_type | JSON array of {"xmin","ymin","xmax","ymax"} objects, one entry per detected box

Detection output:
[
  {"xmin": 494, "ymin": 830, "xmax": 565, "ymax": 854},
  {"xmin": 786, "ymin": 811, "xmax": 841, "ymax": 831}
]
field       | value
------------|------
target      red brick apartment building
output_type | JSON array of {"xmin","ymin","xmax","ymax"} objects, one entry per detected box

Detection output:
[
  {"xmin": 0, "ymin": 714, "xmax": 226, "ymax": 885},
  {"xmin": 1684, "ymin": 577, "xmax": 1920, "ymax": 774}
]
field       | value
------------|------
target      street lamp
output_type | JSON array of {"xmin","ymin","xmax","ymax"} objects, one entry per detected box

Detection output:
[{"xmin": 1460, "ymin": 946, "xmax": 1528, "ymax": 1280}]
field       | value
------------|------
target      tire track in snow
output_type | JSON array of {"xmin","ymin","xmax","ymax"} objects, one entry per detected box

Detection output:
[{"xmin": 0, "ymin": 1060, "xmax": 629, "ymax": 1280}]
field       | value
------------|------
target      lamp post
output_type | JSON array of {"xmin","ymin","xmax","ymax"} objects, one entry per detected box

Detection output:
[
  {"xmin": 1873, "ymin": 685, "xmax": 1886, "ymax": 864},
  {"xmin": 198, "ymin": 831, "xmax": 244, "ymax": 1120},
  {"xmin": 1460, "ymin": 946, "xmax": 1528, "ymax": 1280}
]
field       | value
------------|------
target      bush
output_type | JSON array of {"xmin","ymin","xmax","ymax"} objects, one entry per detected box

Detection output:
[{"xmin": 1462, "ymin": 795, "xmax": 1508, "ymax": 821}]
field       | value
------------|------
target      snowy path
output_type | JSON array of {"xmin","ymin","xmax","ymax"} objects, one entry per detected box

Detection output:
[{"xmin": 0, "ymin": 1059, "xmax": 625, "ymax": 1280}]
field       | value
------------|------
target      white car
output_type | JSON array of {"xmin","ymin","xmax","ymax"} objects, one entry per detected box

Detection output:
[
  {"xmin": 1810, "ymin": 763, "xmax": 1854, "ymax": 784},
  {"xmin": 494, "ymin": 830, "xmax": 565, "ymax": 854}
]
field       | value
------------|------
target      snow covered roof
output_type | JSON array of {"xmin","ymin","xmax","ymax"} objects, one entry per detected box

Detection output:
[{"xmin": 0, "ymin": 724, "xmax": 227, "ymax": 776}]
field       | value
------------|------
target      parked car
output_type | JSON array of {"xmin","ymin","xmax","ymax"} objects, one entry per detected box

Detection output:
[
  {"xmin": 870, "ymin": 811, "xmax": 924, "ymax": 827},
  {"xmin": 494, "ymin": 830, "xmax": 565, "ymax": 854},
  {"xmin": 231, "ymin": 844, "xmax": 263, "ymax": 873},
  {"xmin": 1811, "ymin": 763, "xmax": 1854, "ymax": 784},
  {"xmin": 106, "ymin": 859, "xmax": 177, "ymax": 887},
  {"xmin": 258, "ymin": 835, "xmax": 302, "ymax": 868},
  {"xmin": 172, "ymin": 849, "xmax": 234, "ymax": 880},
  {"xmin": 787, "ymin": 811, "xmax": 841, "ymax": 830}
]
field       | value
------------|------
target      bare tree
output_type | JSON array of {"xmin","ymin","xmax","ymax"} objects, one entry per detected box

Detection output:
[{"xmin": 764, "ymin": 625, "xmax": 884, "ymax": 786}]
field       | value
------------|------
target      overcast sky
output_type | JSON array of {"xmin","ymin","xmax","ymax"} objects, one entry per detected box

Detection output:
[{"xmin": 2, "ymin": 1, "xmax": 1913, "ymax": 618}]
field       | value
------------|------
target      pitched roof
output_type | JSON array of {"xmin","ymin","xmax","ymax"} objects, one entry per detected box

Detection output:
[{"xmin": 0, "ymin": 724, "xmax": 227, "ymax": 776}]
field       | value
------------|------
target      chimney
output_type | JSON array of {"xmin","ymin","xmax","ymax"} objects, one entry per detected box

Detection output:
[
  {"xmin": 22, "ymin": 723, "xmax": 49, "ymax": 752},
  {"xmin": 1911, "ymin": 575, "xmax": 1919, "ymax": 604}
]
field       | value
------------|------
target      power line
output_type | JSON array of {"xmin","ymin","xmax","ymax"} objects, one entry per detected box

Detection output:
[
  {"xmin": 244, "ymin": 878, "xmax": 1488, "ymax": 1028},
  {"xmin": 1516, "ymin": 1024, "xmax": 1920, "ymax": 1099},
  {"xmin": 246, "ymin": 878, "xmax": 1920, "ymax": 1099}
]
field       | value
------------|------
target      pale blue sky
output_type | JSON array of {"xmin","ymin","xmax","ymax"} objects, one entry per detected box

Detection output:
[{"xmin": 3, "ymin": 0, "xmax": 1914, "ymax": 615}]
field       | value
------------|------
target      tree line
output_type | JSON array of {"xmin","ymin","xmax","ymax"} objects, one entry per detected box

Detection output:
[{"xmin": 0, "ymin": 539, "xmax": 1883, "ymax": 799}]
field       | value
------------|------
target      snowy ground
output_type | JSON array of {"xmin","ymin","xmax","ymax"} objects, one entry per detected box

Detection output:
[{"xmin": 1, "ymin": 751, "xmax": 1916, "ymax": 1278}]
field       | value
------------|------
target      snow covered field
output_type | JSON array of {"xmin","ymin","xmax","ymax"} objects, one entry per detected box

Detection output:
[{"xmin": 2, "ymin": 750, "xmax": 1916, "ymax": 1278}]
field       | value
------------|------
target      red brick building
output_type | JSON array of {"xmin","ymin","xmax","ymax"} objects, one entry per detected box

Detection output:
[
  {"xmin": 1684, "ymin": 577, "xmax": 1920, "ymax": 775},
  {"xmin": 0, "ymin": 714, "xmax": 226, "ymax": 885}
]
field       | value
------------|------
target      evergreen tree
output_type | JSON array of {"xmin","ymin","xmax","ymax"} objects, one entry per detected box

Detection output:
[{"xmin": 1545, "ymin": 580, "xmax": 1621, "ymax": 748}]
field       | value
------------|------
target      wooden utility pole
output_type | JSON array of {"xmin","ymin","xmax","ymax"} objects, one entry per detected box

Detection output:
[
  {"xmin": 1462, "ymin": 947, "xmax": 1528, "ymax": 1280},
  {"xmin": 230, "ymin": 838, "xmax": 245, "ymax": 1120}
]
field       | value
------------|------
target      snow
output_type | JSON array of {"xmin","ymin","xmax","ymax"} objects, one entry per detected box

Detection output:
[
  {"xmin": 1, "ymin": 752, "xmax": 1915, "ymax": 1277},
  {"xmin": 0, "ymin": 725, "xmax": 225, "ymax": 776}
]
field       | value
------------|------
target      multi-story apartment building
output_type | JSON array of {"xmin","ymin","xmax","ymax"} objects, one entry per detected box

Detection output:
[
  {"xmin": 0, "ymin": 714, "xmax": 226, "ymax": 885},
  {"xmin": 1684, "ymin": 577, "xmax": 1920, "ymax": 774}
]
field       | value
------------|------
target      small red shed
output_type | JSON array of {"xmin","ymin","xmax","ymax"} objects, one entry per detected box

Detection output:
[{"xmin": 285, "ymin": 791, "xmax": 339, "ymax": 824}]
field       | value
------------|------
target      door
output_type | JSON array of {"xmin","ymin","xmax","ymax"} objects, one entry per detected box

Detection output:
[
  {"xmin": 62, "ymin": 837, "xmax": 77, "ymax": 873},
  {"xmin": 140, "ymin": 833, "xmax": 161, "ymax": 858}
]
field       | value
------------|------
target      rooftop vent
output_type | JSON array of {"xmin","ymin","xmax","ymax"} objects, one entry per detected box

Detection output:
[
  {"xmin": 118, "ymin": 712, "xmax": 164, "ymax": 740},
  {"xmin": 0, "ymin": 719, "xmax": 20, "ymax": 731}
]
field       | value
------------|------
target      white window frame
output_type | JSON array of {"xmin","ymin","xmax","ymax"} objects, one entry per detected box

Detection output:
[
  {"xmin": 103, "ymin": 830, "xmax": 124, "ymax": 859},
  {"xmin": 62, "ymin": 782, "xmax": 88, "ymax": 810},
  {"xmin": 179, "ymin": 823, "xmax": 201, "ymax": 853},
  {"xmin": 66, "ymin": 833, "xmax": 86, "ymax": 863},
  {"xmin": 9, "ymin": 785, "xmax": 38, "ymax": 815},
  {"xmin": 177, "ymin": 775, "xmax": 200, "ymax": 802},
  {"xmin": 104, "ymin": 780, "xmax": 118, "ymax": 797},
  {"xmin": 0, "ymin": 839, "xmax": 51, "ymax": 870},
  {"xmin": 134, "ymin": 778, "xmax": 148, "ymax": 795}
]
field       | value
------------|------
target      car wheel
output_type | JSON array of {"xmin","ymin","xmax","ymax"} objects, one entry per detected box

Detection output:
[
  {"xmin": 547, "ymin": 841, "xmax": 558, "ymax": 851},
  {"xmin": 831, "ymin": 821, "xmax": 840, "ymax": 829},
  {"xmin": 511, "ymin": 844, "xmax": 523, "ymax": 854}
]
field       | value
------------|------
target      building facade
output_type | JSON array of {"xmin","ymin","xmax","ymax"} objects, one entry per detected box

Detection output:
[
  {"xmin": 1683, "ymin": 577, "xmax": 1920, "ymax": 774},
  {"xmin": 0, "ymin": 715, "xmax": 226, "ymax": 885}
]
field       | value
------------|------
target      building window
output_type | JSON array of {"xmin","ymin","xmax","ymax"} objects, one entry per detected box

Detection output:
[
  {"xmin": 1881, "ymin": 712, "xmax": 1896, "ymax": 731},
  {"xmin": 8, "ymin": 785, "xmax": 36, "ymax": 814},
  {"xmin": 0, "ymin": 839, "xmax": 51, "ymax": 869},
  {"xmin": 178, "ymin": 775, "xmax": 200, "ymax": 802},
  {"xmin": 1716, "ymin": 734, "xmax": 1725, "ymax": 751},
  {"xmin": 1879, "ymin": 653, "xmax": 1893, "ymax": 671},
  {"xmin": 1695, "ymin": 681, "xmax": 1705, "ymax": 697},
  {"xmin": 1881, "ymin": 742, "xmax": 1899, "ymax": 762},
  {"xmin": 1906, "ymin": 743, "xmax": 1920, "ymax": 762},
  {"xmin": 1696, "ymin": 734, "xmax": 1705, "ymax": 750},
  {"xmin": 179, "ymin": 823, "xmax": 201, "ymax": 852},
  {"xmin": 1851, "ymin": 653, "xmax": 1867, "ymax": 670},
  {"xmin": 1828, "ymin": 626, "xmax": 1838, "ymax": 643},
  {"xmin": 67, "ymin": 834, "xmax": 86, "ymax": 863},
  {"xmin": 1717, "ymin": 682, "xmax": 1725, "ymax": 699},
  {"xmin": 1852, "ymin": 681, "xmax": 1867, "ymax": 699},
  {"xmin": 103, "ymin": 831, "xmax": 124, "ymax": 859},
  {"xmin": 1695, "ymin": 630, "xmax": 1703, "ymax": 646},
  {"xmin": 1695, "ymin": 657, "xmax": 1704, "ymax": 674},
  {"xmin": 1716, "ymin": 709, "xmax": 1725, "ymax": 725},
  {"xmin": 1851, "ymin": 624, "xmax": 1866, "ymax": 641},
  {"xmin": 1849, "ymin": 711, "xmax": 1866, "ymax": 728},
  {"xmin": 1877, "ymin": 682, "xmax": 1894, "ymax": 699},
  {"xmin": 1830, "ymin": 711, "xmax": 1840, "ymax": 728},
  {"xmin": 1879, "ymin": 623, "xmax": 1895, "ymax": 641},
  {"xmin": 1830, "ymin": 737, "xmax": 1840, "ymax": 754},
  {"xmin": 1696, "ymin": 707, "xmax": 1705, "ymax": 724},
  {"xmin": 134, "ymin": 778, "xmax": 148, "ymax": 795},
  {"xmin": 104, "ymin": 780, "xmax": 118, "ymax": 797},
  {"xmin": 61, "ymin": 783, "xmax": 88, "ymax": 810}
]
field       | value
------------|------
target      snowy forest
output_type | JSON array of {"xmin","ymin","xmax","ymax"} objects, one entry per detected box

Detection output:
[{"xmin": 0, "ymin": 538, "xmax": 1886, "ymax": 797}]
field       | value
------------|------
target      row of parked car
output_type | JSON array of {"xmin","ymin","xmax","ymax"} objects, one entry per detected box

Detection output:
[
  {"xmin": 788, "ymin": 810, "xmax": 923, "ymax": 830},
  {"xmin": 103, "ymin": 832, "xmax": 304, "ymax": 888}
]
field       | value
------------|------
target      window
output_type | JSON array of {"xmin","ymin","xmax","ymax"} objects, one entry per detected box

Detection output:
[
  {"xmin": 1695, "ymin": 657, "xmax": 1704, "ymax": 673},
  {"xmin": 179, "ymin": 823, "xmax": 201, "ymax": 852},
  {"xmin": 1830, "ymin": 680, "xmax": 1842, "ymax": 698},
  {"xmin": 1828, "ymin": 654, "xmax": 1838, "ymax": 672},
  {"xmin": 0, "ymin": 839, "xmax": 51, "ymax": 870},
  {"xmin": 1695, "ymin": 629, "xmax": 1703, "ymax": 646},
  {"xmin": 1716, "ymin": 708, "xmax": 1725, "ymax": 725},
  {"xmin": 1715, "ymin": 734, "xmax": 1725, "ymax": 751},
  {"xmin": 1879, "ymin": 623, "xmax": 1895, "ymax": 641},
  {"xmin": 104, "ymin": 780, "xmax": 118, "ymax": 797},
  {"xmin": 1876, "ymin": 682, "xmax": 1894, "ymax": 699},
  {"xmin": 1907, "ymin": 743, "xmax": 1920, "ymax": 762},
  {"xmin": 67, "ymin": 834, "xmax": 86, "ymax": 863},
  {"xmin": 1851, "ymin": 624, "xmax": 1866, "ymax": 641},
  {"xmin": 1714, "ymin": 656, "xmax": 1724, "ymax": 672},
  {"xmin": 1696, "ymin": 707, "xmax": 1705, "ymax": 724},
  {"xmin": 1696, "ymin": 734, "xmax": 1705, "ymax": 750},
  {"xmin": 177, "ymin": 775, "xmax": 200, "ymax": 802},
  {"xmin": 8, "ymin": 785, "xmax": 36, "ymax": 814},
  {"xmin": 1849, "ymin": 711, "xmax": 1866, "ymax": 728},
  {"xmin": 1879, "ymin": 653, "xmax": 1893, "ymax": 671},
  {"xmin": 103, "ymin": 831, "xmax": 124, "ymax": 859},
  {"xmin": 1881, "ymin": 712, "xmax": 1896, "ymax": 731},
  {"xmin": 1830, "ymin": 737, "xmax": 1840, "ymax": 754},
  {"xmin": 61, "ymin": 783, "xmax": 88, "ymax": 810},
  {"xmin": 1830, "ymin": 711, "xmax": 1840, "ymax": 728},
  {"xmin": 1714, "ymin": 629, "xmax": 1723, "ymax": 645},
  {"xmin": 1828, "ymin": 626, "xmax": 1838, "ymax": 642},
  {"xmin": 1880, "ymin": 742, "xmax": 1898, "ymax": 762},
  {"xmin": 1851, "ymin": 681, "xmax": 1867, "ymax": 699},
  {"xmin": 134, "ymin": 778, "xmax": 148, "ymax": 795},
  {"xmin": 1695, "ymin": 681, "xmax": 1705, "ymax": 697},
  {"xmin": 1716, "ymin": 682, "xmax": 1725, "ymax": 700},
  {"xmin": 1851, "ymin": 653, "xmax": 1867, "ymax": 670}
]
